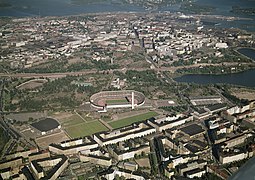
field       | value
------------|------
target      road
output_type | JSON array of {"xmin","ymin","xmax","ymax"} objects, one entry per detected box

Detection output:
[
  {"xmin": 0, "ymin": 79, "xmax": 6, "ymax": 113},
  {"xmin": 0, "ymin": 68, "xmax": 145, "ymax": 79},
  {"xmin": 0, "ymin": 62, "xmax": 250, "ymax": 79}
]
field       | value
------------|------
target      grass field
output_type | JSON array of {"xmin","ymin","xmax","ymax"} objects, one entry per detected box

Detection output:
[
  {"xmin": 106, "ymin": 99, "xmax": 128, "ymax": 104},
  {"xmin": 109, "ymin": 111, "xmax": 158, "ymax": 129},
  {"xmin": 79, "ymin": 113, "xmax": 96, "ymax": 122},
  {"xmin": 62, "ymin": 115, "xmax": 84, "ymax": 126},
  {"xmin": 65, "ymin": 121, "xmax": 108, "ymax": 138}
]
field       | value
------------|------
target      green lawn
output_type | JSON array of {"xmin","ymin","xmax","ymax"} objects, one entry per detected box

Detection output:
[
  {"xmin": 109, "ymin": 111, "xmax": 158, "ymax": 129},
  {"xmin": 62, "ymin": 115, "xmax": 84, "ymax": 126},
  {"xmin": 106, "ymin": 99, "xmax": 128, "ymax": 104},
  {"xmin": 79, "ymin": 113, "xmax": 96, "ymax": 122},
  {"xmin": 65, "ymin": 121, "xmax": 108, "ymax": 138}
]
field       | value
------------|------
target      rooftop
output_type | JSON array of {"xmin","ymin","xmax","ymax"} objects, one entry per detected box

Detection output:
[
  {"xmin": 31, "ymin": 118, "xmax": 59, "ymax": 132},
  {"xmin": 180, "ymin": 124, "xmax": 205, "ymax": 137}
]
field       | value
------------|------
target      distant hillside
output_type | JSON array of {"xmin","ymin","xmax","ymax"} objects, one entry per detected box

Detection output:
[
  {"xmin": 0, "ymin": 0, "xmax": 11, "ymax": 7},
  {"xmin": 231, "ymin": 6, "xmax": 255, "ymax": 16},
  {"xmin": 71, "ymin": 0, "xmax": 190, "ymax": 9}
]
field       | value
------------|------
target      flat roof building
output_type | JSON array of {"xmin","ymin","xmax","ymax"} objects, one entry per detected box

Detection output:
[
  {"xmin": 79, "ymin": 154, "xmax": 112, "ymax": 167},
  {"xmin": 30, "ymin": 155, "xmax": 68, "ymax": 180},
  {"xmin": 189, "ymin": 96, "xmax": 222, "ymax": 106},
  {"xmin": 49, "ymin": 136, "xmax": 98, "ymax": 155},
  {"xmin": 93, "ymin": 122, "xmax": 156, "ymax": 146},
  {"xmin": 180, "ymin": 124, "xmax": 205, "ymax": 139},
  {"xmin": 148, "ymin": 115, "xmax": 193, "ymax": 132}
]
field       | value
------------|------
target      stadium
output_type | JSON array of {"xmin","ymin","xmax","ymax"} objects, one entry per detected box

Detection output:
[
  {"xmin": 31, "ymin": 118, "xmax": 61, "ymax": 135},
  {"xmin": 90, "ymin": 90, "xmax": 145, "ymax": 111}
]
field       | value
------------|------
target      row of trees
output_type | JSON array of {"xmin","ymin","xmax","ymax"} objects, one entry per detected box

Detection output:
[
  {"xmin": 18, "ymin": 95, "xmax": 80, "ymax": 111},
  {"xmin": 160, "ymin": 105, "xmax": 188, "ymax": 114},
  {"xmin": 19, "ymin": 59, "xmax": 120, "ymax": 73},
  {"xmin": 0, "ymin": 127, "xmax": 10, "ymax": 156},
  {"xmin": 176, "ymin": 64, "xmax": 254, "ymax": 75}
]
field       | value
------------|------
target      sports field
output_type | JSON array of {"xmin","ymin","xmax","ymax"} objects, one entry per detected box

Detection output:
[
  {"xmin": 62, "ymin": 115, "xmax": 84, "ymax": 126},
  {"xmin": 65, "ymin": 121, "xmax": 108, "ymax": 138},
  {"xmin": 106, "ymin": 99, "xmax": 128, "ymax": 104},
  {"xmin": 109, "ymin": 111, "xmax": 158, "ymax": 129}
]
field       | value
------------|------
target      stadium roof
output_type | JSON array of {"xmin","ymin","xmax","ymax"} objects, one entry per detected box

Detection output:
[{"xmin": 31, "ymin": 118, "xmax": 59, "ymax": 132}]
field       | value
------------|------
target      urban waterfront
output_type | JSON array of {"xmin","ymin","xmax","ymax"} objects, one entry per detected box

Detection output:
[
  {"xmin": 175, "ymin": 48, "xmax": 255, "ymax": 87},
  {"xmin": 0, "ymin": 1, "xmax": 255, "ymax": 179},
  {"xmin": 0, "ymin": 0, "xmax": 254, "ymax": 32}
]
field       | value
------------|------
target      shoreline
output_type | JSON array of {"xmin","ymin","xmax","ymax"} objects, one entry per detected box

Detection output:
[
  {"xmin": 235, "ymin": 47, "xmax": 255, "ymax": 62},
  {"xmin": 0, "ymin": 10, "xmax": 253, "ymax": 20},
  {"xmin": 173, "ymin": 68, "xmax": 255, "ymax": 88},
  {"xmin": 175, "ymin": 67, "xmax": 255, "ymax": 76},
  {"xmin": 1, "ymin": 11, "xmax": 148, "ymax": 20}
]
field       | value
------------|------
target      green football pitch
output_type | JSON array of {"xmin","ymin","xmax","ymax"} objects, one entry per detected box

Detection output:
[{"xmin": 109, "ymin": 111, "xmax": 158, "ymax": 129}]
